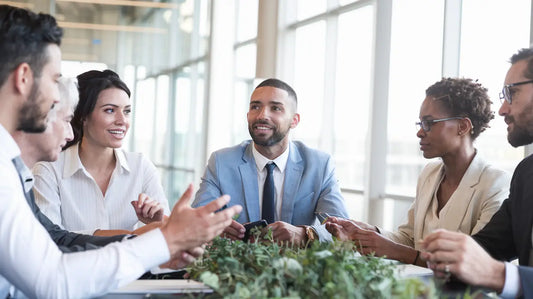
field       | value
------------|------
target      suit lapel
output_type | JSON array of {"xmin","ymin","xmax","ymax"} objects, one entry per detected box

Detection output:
[
  {"xmin": 239, "ymin": 143, "xmax": 260, "ymax": 221},
  {"xmin": 281, "ymin": 142, "xmax": 303, "ymax": 222},
  {"xmin": 414, "ymin": 164, "xmax": 443, "ymax": 239},
  {"xmin": 440, "ymin": 154, "xmax": 483, "ymax": 232}
]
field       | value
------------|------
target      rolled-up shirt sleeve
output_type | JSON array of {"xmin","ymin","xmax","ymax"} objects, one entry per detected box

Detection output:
[{"xmin": 0, "ymin": 165, "xmax": 170, "ymax": 298}]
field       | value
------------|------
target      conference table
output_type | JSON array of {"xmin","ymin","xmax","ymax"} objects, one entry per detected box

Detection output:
[{"xmin": 98, "ymin": 264, "xmax": 495, "ymax": 298}]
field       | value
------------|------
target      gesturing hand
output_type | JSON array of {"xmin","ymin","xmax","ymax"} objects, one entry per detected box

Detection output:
[
  {"xmin": 160, "ymin": 184, "xmax": 242, "ymax": 255},
  {"xmin": 132, "ymin": 193, "xmax": 165, "ymax": 224}
]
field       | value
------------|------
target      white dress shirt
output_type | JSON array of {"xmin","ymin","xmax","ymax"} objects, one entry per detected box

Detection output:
[
  {"xmin": 33, "ymin": 143, "xmax": 170, "ymax": 234},
  {"xmin": 0, "ymin": 124, "xmax": 170, "ymax": 298},
  {"xmin": 251, "ymin": 144, "xmax": 290, "ymax": 221}
]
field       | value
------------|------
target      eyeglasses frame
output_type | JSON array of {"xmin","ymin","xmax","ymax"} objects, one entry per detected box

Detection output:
[
  {"xmin": 499, "ymin": 79, "xmax": 533, "ymax": 105},
  {"xmin": 415, "ymin": 116, "xmax": 465, "ymax": 132}
]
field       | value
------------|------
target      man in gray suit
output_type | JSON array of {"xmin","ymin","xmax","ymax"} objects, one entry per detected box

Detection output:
[
  {"xmin": 193, "ymin": 78, "xmax": 349, "ymax": 244},
  {"xmin": 12, "ymin": 77, "xmax": 127, "ymax": 252},
  {"xmin": 420, "ymin": 47, "xmax": 533, "ymax": 298}
]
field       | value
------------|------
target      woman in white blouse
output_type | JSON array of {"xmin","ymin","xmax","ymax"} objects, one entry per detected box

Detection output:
[
  {"xmin": 325, "ymin": 77, "xmax": 511, "ymax": 266},
  {"xmin": 33, "ymin": 70, "xmax": 170, "ymax": 236}
]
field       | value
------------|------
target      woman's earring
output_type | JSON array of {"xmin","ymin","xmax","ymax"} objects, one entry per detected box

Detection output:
[{"xmin": 470, "ymin": 125, "xmax": 474, "ymax": 135}]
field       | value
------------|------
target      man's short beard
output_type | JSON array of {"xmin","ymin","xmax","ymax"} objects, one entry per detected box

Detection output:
[
  {"xmin": 508, "ymin": 125, "xmax": 533, "ymax": 147},
  {"xmin": 248, "ymin": 124, "xmax": 288, "ymax": 147},
  {"xmin": 17, "ymin": 79, "xmax": 47, "ymax": 133}
]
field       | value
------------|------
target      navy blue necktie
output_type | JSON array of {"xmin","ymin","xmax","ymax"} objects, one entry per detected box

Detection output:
[{"xmin": 262, "ymin": 162, "xmax": 276, "ymax": 224}]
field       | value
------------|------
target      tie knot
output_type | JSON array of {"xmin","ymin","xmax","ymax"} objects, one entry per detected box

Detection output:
[{"xmin": 265, "ymin": 162, "xmax": 276, "ymax": 174}]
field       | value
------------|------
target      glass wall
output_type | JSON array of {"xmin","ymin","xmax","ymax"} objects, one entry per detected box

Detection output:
[{"xmin": 32, "ymin": 0, "xmax": 533, "ymax": 226}]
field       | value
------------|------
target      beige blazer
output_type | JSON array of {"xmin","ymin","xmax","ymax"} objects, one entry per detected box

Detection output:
[{"xmin": 382, "ymin": 153, "xmax": 511, "ymax": 250}]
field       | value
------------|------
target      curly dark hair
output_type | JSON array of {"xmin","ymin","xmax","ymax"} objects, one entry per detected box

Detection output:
[
  {"xmin": 425, "ymin": 77, "xmax": 494, "ymax": 140},
  {"xmin": 64, "ymin": 69, "xmax": 131, "ymax": 150},
  {"xmin": 0, "ymin": 5, "xmax": 62, "ymax": 87}
]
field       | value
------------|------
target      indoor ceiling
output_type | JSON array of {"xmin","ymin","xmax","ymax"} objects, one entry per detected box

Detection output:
[{"xmin": 0, "ymin": 0, "xmax": 183, "ymax": 65}]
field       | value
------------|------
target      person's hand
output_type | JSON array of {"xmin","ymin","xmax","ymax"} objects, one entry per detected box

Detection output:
[
  {"xmin": 325, "ymin": 217, "xmax": 357, "ymax": 241},
  {"xmin": 325, "ymin": 217, "xmax": 369, "ymax": 241},
  {"xmin": 267, "ymin": 221, "xmax": 306, "ymax": 245},
  {"xmin": 344, "ymin": 226, "xmax": 406, "ymax": 260},
  {"xmin": 221, "ymin": 220, "xmax": 245, "ymax": 240},
  {"xmin": 420, "ymin": 229, "xmax": 506, "ymax": 292},
  {"xmin": 160, "ymin": 246, "xmax": 205, "ymax": 269},
  {"xmin": 160, "ymin": 184, "xmax": 242, "ymax": 255},
  {"xmin": 132, "ymin": 193, "xmax": 165, "ymax": 224}
]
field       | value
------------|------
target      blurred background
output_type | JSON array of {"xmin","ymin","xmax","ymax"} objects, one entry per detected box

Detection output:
[{"xmin": 7, "ymin": 0, "xmax": 532, "ymax": 230}]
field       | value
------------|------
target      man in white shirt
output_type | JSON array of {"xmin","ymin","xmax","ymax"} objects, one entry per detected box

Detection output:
[
  {"xmin": 420, "ymin": 47, "xmax": 533, "ymax": 298},
  {"xmin": 0, "ymin": 5, "xmax": 241, "ymax": 298}
]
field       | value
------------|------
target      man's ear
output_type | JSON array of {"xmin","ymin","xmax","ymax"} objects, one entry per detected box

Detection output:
[
  {"xmin": 290, "ymin": 113, "xmax": 300, "ymax": 129},
  {"xmin": 13, "ymin": 63, "xmax": 33, "ymax": 96}
]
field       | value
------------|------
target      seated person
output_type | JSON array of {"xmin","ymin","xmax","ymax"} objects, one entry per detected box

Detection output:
[
  {"xmin": 33, "ymin": 70, "xmax": 169, "ymax": 236},
  {"xmin": 421, "ymin": 47, "xmax": 533, "ymax": 299},
  {"xmin": 12, "ymin": 77, "xmax": 128, "ymax": 251},
  {"xmin": 0, "ymin": 5, "xmax": 241, "ymax": 297},
  {"xmin": 193, "ymin": 78, "xmax": 349, "ymax": 244},
  {"xmin": 326, "ymin": 77, "xmax": 511, "ymax": 266}
]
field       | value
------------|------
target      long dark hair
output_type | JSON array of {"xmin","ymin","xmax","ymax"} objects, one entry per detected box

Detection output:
[{"xmin": 64, "ymin": 69, "xmax": 131, "ymax": 149}]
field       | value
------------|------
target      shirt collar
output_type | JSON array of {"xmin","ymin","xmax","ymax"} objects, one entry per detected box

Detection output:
[
  {"xmin": 251, "ymin": 142, "xmax": 290, "ymax": 173},
  {"xmin": 63, "ymin": 143, "xmax": 131, "ymax": 178},
  {"xmin": 0, "ymin": 124, "xmax": 21, "ymax": 161}
]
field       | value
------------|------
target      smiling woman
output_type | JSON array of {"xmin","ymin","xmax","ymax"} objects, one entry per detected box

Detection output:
[{"xmin": 32, "ymin": 69, "xmax": 170, "ymax": 236}]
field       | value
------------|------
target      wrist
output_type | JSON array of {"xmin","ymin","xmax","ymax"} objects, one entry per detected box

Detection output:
[
  {"xmin": 298, "ymin": 225, "xmax": 318, "ymax": 244},
  {"xmin": 160, "ymin": 224, "xmax": 184, "ymax": 255},
  {"xmin": 487, "ymin": 260, "xmax": 506, "ymax": 293}
]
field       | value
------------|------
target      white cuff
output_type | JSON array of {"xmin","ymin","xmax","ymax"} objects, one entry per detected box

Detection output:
[{"xmin": 500, "ymin": 262, "xmax": 521, "ymax": 299}]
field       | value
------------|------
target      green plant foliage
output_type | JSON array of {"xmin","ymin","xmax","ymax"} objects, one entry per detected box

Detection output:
[{"xmin": 187, "ymin": 229, "xmax": 437, "ymax": 298}]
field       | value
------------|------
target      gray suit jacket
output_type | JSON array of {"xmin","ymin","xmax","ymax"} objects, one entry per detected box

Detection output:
[
  {"xmin": 25, "ymin": 189, "xmax": 124, "ymax": 252},
  {"xmin": 193, "ymin": 140, "xmax": 349, "ymax": 241}
]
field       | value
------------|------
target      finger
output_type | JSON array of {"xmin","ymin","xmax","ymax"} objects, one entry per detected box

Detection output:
[
  {"xmin": 423, "ymin": 238, "xmax": 461, "ymax": 254},
  {"xmin": 229, "ymin": 220, "xmax": 245, "ymax": 233},
  {"xmin": 131, "ymin": 201, "xmax": 140, "ymax": 214},
  {"xmin": 213, "ymin": 206, "xmax": 243, "ymax": 227},
  {"xmin": 421, "ymin": 229, "xmax": 458, "ymax": 248},
  {"xmin": 224, "ymin": 225, "xmax": 244, "ymax": 239},
  {"xmin": 202, "ymin": 194, "xmax": 233, "ymax": 217},
  {"xmin": 173, "ymin": 184, "xmax": 194, "ymax": 210},
  {"xmin": 200, "ymin": 195, "xmax": 231, "ymax": 215},
  {"xmin": 137, "ymin": 193, "xmax": 147, "ymax": 208},
  {"xmin": 187, "ymin": 246, "xmax": 204, "ymax": 258},
  {"xmin": 206, "ymin": 206, "xmax": 243, "ymax": 236},
  {"xmin": 325, "ymin": 223, "xmax": 341, "ymax": 235},
  {"xmin": 324, "ymin": 216, "xmax": 339, "ymax": 224},
  {"xmin": 141, "ymin": 200, "xmax": 155, "ymax": 217},
  {"xmin": 180, "ymin": 252, "xmax": 197, "ymax": 265}
]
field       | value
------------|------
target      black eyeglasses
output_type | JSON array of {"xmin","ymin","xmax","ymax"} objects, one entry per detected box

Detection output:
[
  {"xmin": 499, "ymin": 79, "xmax": 533, "ymax": 104},
  {"xmin": 415, "ymin": 117, "xmax": 464, "ymax": 132}
]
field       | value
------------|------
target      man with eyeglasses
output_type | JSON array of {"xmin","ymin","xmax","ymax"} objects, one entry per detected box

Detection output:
[{"xmin": 420, "ymin": 47, "xmax": 533, "ymax": 298}]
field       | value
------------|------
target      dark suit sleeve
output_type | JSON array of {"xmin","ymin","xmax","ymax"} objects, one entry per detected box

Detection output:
[
  {"xmin": 473, "ymin": 156, "xmax": 533, "ymax": 263},
  {"xmin": 28, "ymin": 190, "xmax": 125, "ymax": 252},
  {"xmin": 518, "ymin": 266, "xmax": 533, "ymax": 298},
  {"xmin": 473, "ymin": 197, "xmax": 517, "ymax": 261}
]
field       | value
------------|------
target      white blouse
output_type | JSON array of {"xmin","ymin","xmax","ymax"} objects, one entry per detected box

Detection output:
[{"xmin": 33, "ymin": 143, "xmax": 170, "ymax": 235}]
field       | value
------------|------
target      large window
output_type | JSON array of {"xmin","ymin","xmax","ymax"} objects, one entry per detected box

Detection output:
[
  {"xmin": 281, "ymin": 1, "xmax": 375, "ymax": 219},
  {"xmin": 386, "ymin": 0, "xmax": 445, "ymax": 197},
  {"xmin": 460, "ymin": 0, "xmax": 530, "ymax": 172}
]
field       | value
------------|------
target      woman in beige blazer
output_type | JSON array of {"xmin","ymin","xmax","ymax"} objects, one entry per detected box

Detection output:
[{"xmin": 326, "ymin": 77, "xmax": 511, "ymax": 267}]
